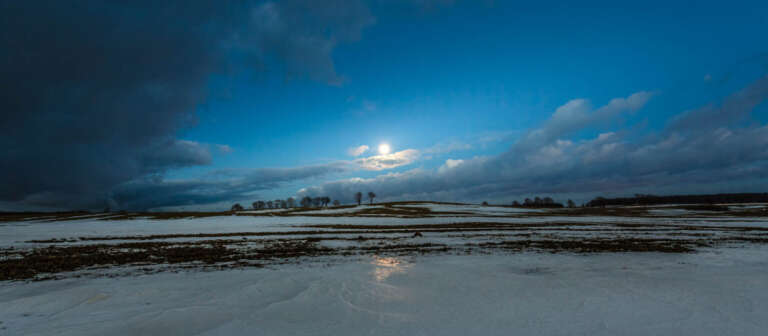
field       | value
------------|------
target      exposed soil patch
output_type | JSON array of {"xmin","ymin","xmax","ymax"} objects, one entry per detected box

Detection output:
[
  {"xmin": 5, "ymin": 231, "xmax": 767, "ymax": 281},
  {"xmin": 476, "ymin": 238, "xmax": 705, "ymax": 253}
]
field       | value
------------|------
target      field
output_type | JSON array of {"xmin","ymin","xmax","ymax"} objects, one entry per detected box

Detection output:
[{"xmin": 2, "ymin": 202, "xmax": 768, "ymax": 335}]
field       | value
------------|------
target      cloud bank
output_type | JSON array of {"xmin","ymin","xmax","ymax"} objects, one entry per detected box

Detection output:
[
  {"xmin": 0, "ymin": 0, "xmax": 374, "ymax": 210},
  {"xmin": 301, "ymin": 77, "xmax": 768, "ymax": 203},
  {"xmin": 109, "ymin": 162, "xmax": 350, "ymax": 211}
]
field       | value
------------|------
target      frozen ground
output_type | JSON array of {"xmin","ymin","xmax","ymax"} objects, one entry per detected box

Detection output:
[
  {"xmin": 3, "ymin": 250, "xmax": 768, "ymax": 335},
  {"xmin": 2, "ymin": 202, "xmax": 768, "ymax": 335}
]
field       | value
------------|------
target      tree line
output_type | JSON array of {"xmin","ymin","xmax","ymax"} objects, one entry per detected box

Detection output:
[
  {"xmin": 586, "ymin": 193, "xmax": 768, "ymax": 207},
  {"xmin": 507, "ymin": 196, "xmax": 571, "ymax": 208},
  {"xmin": 230, "ymin": 191, "xmax": 378, "ymax": 211},
  {"xmin": 481, "ymin": 197, "xmax": 576, "ymax": 208}
]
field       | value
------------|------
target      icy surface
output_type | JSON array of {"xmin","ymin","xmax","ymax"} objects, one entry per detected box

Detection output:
[
  {"xmin": 3, "ymin": 203, "xmax": 768, "ymax": 335},
  {"xmin": 3, "ymin": 250, "xmax": 768, "ymax": 335}
]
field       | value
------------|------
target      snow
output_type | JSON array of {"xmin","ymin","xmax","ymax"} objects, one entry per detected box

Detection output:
[
  {"xmin": 295, "ymin": 205, "xmax": 384, "ymax": 214},
  {"xmin": 3, "ymin": 249, "xmax": 768, "ymax": 335},
  {"xmin": 398, "ymin": 203, "xmax": 544, "ymax": 215},
  {"xmin": 3, "ymin": 211, "xmax": 768, "ymax": 248},
  {"xmin": 4, "ymin": 203, "xmax": 768, "ymax": 335}
]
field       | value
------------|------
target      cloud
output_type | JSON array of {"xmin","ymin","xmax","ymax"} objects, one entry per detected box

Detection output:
[
  {"xmin": 355, "ymin": 149, "xmax": 421, "ymax": 170},
  {"xmin": 348, "ymin": 145, "xmax": 370, "ymax": 157},
  {"xmin": 301, "ymin": 78, "xmax": 768, "ymax": 203},
  {"xmin": 667, "ymin": 75, "xmax": 768, "ymax": 133},
  {"xmin": 108, "ymin": 162, "xmax": 351, "ymax": 211},
  {"xmin": 243, "ymin": 0, "xmax": 375, "ymax": 85},
  {"xmin": 0, "ymin": 1, "xmax": 375, "ymax": 210},
  {"xmin": 514, "ymin": 91, "xmax": 654, "ymax": 152},
  {"xmin": 438, "ymin": 159, "xmax": 464, "ymax": 173}
]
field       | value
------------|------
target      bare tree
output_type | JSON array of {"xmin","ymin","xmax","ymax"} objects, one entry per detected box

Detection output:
[
  {"xmin": 300, "ymin": 196, "xmax": 312, "ymax": 208},
  {"xmin": 367, "ymin": 191, "xmax": 376, "ymax": 205},
  {"xmin": 252, "ymin": 201, "xmax": 259, "ymax": 210},
  {"xmin": 355, "ymin": 192, "xmax": 363, "ymax": 206},
  {"xmin": 524, "ymin": 198, "xmax": 533, "ymax": 206},
  {"xmin": 312, "ymin": 197, "xmax": 322, "ymax": 208},
  {"xmin": 542, "ymin": 197, "xmax": 554, "ymax": 205},
  {"xmin": 512, "ymin": 200, "xmax": 521, "ymax": 207},
  {"xmin": 231, "ymin": 203, "xmax": 244, "ymax": 212},
  {"xmin": 567, "ymin": 199, "xmax": 576, "ymax": 208},
  {"xmin": 332, "ymin": 200, "xmax": 340, "ymax": 206},
  {"xmin": 266, "ymin": 201, "xmax": 273, "ymax": 209},
  {"xmin": 286, "ymin": 197, "xmax": 296, "ymax": 208}
]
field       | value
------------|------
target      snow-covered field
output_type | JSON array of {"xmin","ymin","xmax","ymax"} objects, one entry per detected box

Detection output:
[{"xmin": 2, "ymin": 202, "xmax": 768, "ymax": 335}]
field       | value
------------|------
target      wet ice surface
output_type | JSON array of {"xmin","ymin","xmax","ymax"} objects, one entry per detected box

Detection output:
[
  {"xmin": 2, "ymin": 203, "xmax": 768, "ymax": 335},
  {"xmin": 3, "ymin": 249, "xmax": 768, "ymax": 336}
]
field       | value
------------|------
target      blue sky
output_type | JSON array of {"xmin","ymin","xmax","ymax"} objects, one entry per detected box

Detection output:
[
  {"xmin": 2, "ymin": 0, "xmax": 768, "ymax": 210},
  {"xmin": 174, "ymin": 0, "xmax": 768, "ymax": 205}
]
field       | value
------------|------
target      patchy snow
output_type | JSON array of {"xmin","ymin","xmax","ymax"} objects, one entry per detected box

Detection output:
[
  {"xmin": 3, "ymin": 210, "xmax": 768, "ymax": 248},
  {"xmin": 4, "ymin": 203, "xmax": 768, "ymax": 334},
  {"xmin": 3, "ymin": 249, "xmax": 768, "ymax": 335},
  {"xmin": 295, "ymin": 205, "xmax": 384, "ymax": 214},
  {"xmin": 647, "ymin": 209, "xmax": 692, "ymax": 216},
  {"xmin": 237, "ymin": 208, "xmax": 292, "ymax": 214},
  {"xmin": 398, "ymin": 203, "xmax": 544, "ymax": 214}
]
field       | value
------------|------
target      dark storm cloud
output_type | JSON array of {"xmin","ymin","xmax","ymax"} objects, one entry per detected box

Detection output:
[
  {"xmin": 0, "ymin": 1, "xmax": 373, "ymax": 210},
  {"xmin": 110, "ymin": 162, "xmax": 350, "ymax": 210},
  {"xmin": 302, "ymin": 76, "xmax": 768, "ymax": 203}
]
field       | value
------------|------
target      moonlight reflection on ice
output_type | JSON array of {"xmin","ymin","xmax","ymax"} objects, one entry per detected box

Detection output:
[{"xmin": 371, "ymin": 256, "xmax": 411, "ymax": 282}]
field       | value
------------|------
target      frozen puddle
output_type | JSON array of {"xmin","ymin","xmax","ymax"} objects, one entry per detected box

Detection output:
[{"xmin": 2, "ymin": 249, "xmax": 768, "ymax": 336}]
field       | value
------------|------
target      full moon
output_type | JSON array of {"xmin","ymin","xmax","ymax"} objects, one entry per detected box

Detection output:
[{"xmin": 378, "ymin": 143, "xmax": 391, "ymax": 155}]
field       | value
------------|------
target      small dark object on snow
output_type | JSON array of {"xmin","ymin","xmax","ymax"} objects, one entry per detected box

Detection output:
[{"xmin": 412, "ymin": 232, "xmax": 423, "ymax": 238}]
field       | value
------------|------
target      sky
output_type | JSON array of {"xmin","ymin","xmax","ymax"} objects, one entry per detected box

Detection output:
[{"xmin": 2, "ymin": 0, "xmax": 768, "ymax": 211}]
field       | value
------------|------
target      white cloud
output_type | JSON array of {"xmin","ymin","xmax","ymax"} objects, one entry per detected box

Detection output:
[
  {"xmin": 348, "ymin": 145, "xmax": 370, "ymax": 156},
  {"xmin": 356, "ymin": 149, "xmax": 420, "ymax": 170},
  {"xmin": 438, "ymin": 159, "xmax": 464, "ymax": 173}
]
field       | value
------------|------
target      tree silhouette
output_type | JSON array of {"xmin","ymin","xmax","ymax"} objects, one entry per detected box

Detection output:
[
  {"xmin": 367, "ymin": 191, "xmax": 376, "ymax": 205},
  {"xmin": 567, "ymin": 199, "xmax": 576, "ymax": 208},
  {"xmin": 355, "ymin": 192, "xmax": 363, "ymax": 206},
  {"xmin": 231, "ymin": 203, "xmax": 244, "ymax": 212},
  {"xmin": 332, "ymin": 200, "xmax": 340, "ymax": 206},
  {"xmin": 300, "ymin": 196, "xmax": 312, "ymax": 208}
]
